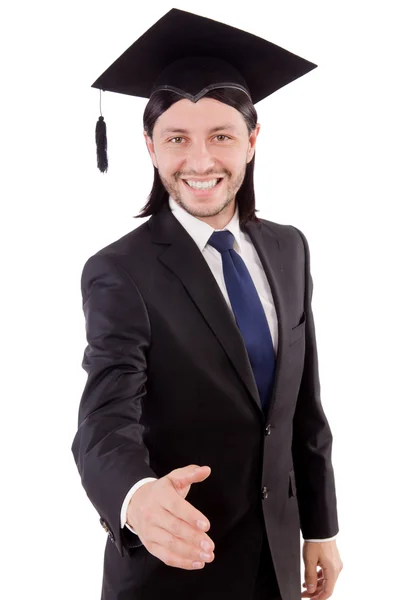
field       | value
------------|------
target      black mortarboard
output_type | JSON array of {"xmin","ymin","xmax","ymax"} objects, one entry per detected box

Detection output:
[{"xmin": 92, "ymin": 8, "xmax": 317, "ymax": 172}]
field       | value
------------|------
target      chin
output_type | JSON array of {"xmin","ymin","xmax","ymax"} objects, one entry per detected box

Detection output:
[{"xmin": 183, "ymin": 196, "xmax": 230, "ymax": 216}]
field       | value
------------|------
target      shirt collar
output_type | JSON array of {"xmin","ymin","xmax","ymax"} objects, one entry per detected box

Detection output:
[{"xmin": 168, "ymin": 195, "xmax": 243, "ymax": 253}]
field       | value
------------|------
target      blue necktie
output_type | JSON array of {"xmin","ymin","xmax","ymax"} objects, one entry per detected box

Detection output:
[{"xmin": 207, "ymin": 230, "xmax": 275, "ymax": 412}]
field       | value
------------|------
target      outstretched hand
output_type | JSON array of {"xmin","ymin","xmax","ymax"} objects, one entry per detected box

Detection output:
[{"xmin": 126, "ymin": 464, "xmax": 215, "ymax": 571}]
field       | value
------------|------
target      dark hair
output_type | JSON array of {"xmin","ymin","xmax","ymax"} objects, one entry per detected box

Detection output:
[{"xmin": 134, "ymin": 87, "xmax": 260, "ymax": 227}]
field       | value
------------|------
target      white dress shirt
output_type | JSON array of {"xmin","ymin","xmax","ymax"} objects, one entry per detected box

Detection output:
[{"xmin": 120, "ymin": 195, "xmax": 336, "ymax": 542}]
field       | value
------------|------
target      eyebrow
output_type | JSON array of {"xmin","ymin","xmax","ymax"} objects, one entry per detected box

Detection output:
[{"xmin": 160, "ymin": 123, "xmax": 237, "ymax": 136}]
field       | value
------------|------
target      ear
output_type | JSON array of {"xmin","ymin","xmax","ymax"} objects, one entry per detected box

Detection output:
[
  {"xmin": 247, "ymin": 123, "xmax": 261, "ymax": 164},
  {"xmin": 143, "ymin": 131, "xmax": 158, "ymax": 169}
]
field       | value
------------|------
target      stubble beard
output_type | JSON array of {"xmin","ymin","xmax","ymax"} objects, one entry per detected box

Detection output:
[{"xmin": 158, "ymin": 165, "xmax": 247, "ymax": 219}]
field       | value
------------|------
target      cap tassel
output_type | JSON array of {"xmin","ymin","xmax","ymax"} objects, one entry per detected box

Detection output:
[
  {"xmin": 95, "ymin": 90, "xmax": 108, "ymax": 172},
  {"xmin": 95, "ymin": 116, "xmax": 108, "ymax": 172}
]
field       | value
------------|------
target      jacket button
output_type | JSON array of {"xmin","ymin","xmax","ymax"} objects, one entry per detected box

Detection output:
[
  {"xmin": 100, "ymin": 518, "xmax": 109, "ymax": 532},
  {"xmin": 265, "ymin": 424, "xmax": 272, "ymax": 436},
  {"xmin": 261, "ymin": 486, "xmax": 269, "ymax": 499}
]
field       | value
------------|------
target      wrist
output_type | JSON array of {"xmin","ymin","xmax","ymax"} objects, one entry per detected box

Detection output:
[{"xmin": 126, "ymin": 480, "xmax": 155, "ymax": 528}]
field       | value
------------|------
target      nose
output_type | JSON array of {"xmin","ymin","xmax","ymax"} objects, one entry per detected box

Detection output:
[{"xmin": 184, "ymin": 140, "xmax": 216, "ymax": 173}]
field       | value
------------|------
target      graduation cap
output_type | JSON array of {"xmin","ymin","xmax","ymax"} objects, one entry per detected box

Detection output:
[{"xmin": 93, "ymin": 8, "xmax": 317, "ymax": 172}]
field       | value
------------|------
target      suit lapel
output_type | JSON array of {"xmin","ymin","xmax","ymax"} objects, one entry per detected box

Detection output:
[{"xmin": 149, "ymin": 205, "xmax": 288, "ymax": 418}]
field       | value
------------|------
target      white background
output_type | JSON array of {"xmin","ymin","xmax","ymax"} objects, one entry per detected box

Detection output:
[{"xmin": 1, "ymin": 1, "xmax": 396, "ymax": 598}]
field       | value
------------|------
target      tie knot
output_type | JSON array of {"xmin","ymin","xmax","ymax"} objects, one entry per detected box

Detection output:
[{"xmin": 207, "ymin": 230, "xmax": 235, "ymax": 253}]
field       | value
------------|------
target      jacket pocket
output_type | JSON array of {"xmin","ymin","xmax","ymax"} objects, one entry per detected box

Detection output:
[
  {"xmin": 289, "ymin": 312, "xmax": 306, "ymax": 346},
  {"xmin": 288, "ymin": 468, "xmax": 297, "ymax": 498}
]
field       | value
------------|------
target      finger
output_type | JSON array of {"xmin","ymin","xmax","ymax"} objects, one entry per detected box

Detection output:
[
  {"xmin": 317, "ymin": 577, "xmax": 335, "ymax": 599},
  {"xmin": 307, "ymin": 589, "xmax": 331, "ymax": 600},
  {"xmin": 302, "ymin": 568, "xmax": 324, "ymax": 597},
  {"xmin": 161, "ymin": 488, "xmax": 214, "ymax": 540},
  {"xmin": 303, "ymin": 570, "xmax": 324, "ymax": 588},
  {"xmin": 304, "ymin": 564, "xmax": 325, "ymax": 589},
  {"xmin": 147, "ymin": 530, "xmax": 215, "ymax": 571},
  {"xmin": 150, "ymin": 523, "xmax": 214, "ymax": 563},
  {"xmin": 150, "ymin": 507, "xmax": 215, "ymax": 553},
  {"xmin": 301, "ymin": 588, "xmax": 324, "ymax": 599},
  {"xmin": 301, "ymin": 577, "xmax": 325, "ymax": 598},
  {"xmin": 148, "ymin": 540, "xmax": 206, "ymax": 570},
  {"xmin": 304, "ymin": 564, "xmax": 319, "ymax": 594},
  {"xmin": 320, "ymin": 566, "xmax": 337, "ymax": 598},
  {"xmin": 306, "ymin": 573, "xmax": 335, "ymax": 600},
  {"xmin": 302, "ymin": 579, "xmax": 324, "ymax": 593}
]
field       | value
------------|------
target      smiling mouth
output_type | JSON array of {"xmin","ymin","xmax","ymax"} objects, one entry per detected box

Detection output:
[{"xmin": 181, "ymin": 178, "xmax": 224, "ymax": 190}]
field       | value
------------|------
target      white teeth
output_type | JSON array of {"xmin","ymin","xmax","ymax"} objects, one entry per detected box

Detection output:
[{"xmin": 185, "ymin": 178, "xmax": 219, "ymax": 189}]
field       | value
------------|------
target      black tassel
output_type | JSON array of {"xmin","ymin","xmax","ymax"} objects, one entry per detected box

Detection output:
[{"xmin": 95, "ymin": 115, "xmax": 108, "ymax": 173}]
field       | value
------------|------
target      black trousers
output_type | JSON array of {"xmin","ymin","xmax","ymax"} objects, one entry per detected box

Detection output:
[{"xmin": 251, "ymin": 526, "xmax": 281, "ymax": 600}]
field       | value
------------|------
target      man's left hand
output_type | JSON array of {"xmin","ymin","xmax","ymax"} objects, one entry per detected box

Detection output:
[{"xmin": 301, "ymin": 540, "xmax": 343, "ymax": 599}]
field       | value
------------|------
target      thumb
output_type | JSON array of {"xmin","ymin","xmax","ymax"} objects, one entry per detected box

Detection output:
[
  {"xmin": 170, "ymin": 465, "xmax": 211, "ymax": 482},
  {"xmin": 190, "ymin": 465, "xmax": 211, "ymax": 481},
  {"xmin": 304, "ymin": 563, "xmax": 318, "ymax": 593}
]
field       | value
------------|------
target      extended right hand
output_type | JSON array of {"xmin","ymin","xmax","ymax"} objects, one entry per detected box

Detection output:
[{"xmin": 126, "ymin": 464, "xmax": 215, "ymax": 570}]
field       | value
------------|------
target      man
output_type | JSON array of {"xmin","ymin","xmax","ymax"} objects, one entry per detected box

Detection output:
[{"xmin": 72, "ymin": 8, "xmax": 343, "ymax": 600}]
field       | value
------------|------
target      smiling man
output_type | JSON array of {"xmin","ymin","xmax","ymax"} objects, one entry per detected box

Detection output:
[{"xmin": 72, "ymin": 8, "xmax": 342, "ymax": 600}]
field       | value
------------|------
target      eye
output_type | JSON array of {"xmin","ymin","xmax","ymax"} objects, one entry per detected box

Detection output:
[
  {"xmin": 169, "ymin": 137, "xmax": 184, "ymax": 143},
  {"xmin": 215, "ymin": 135, "xmax": 231, "ymax": 141}
]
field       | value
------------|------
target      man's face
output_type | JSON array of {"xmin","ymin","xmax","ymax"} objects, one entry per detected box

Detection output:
[{"xmin": 144, "ymin": 97, "xmax": 260, "ymax": 221}]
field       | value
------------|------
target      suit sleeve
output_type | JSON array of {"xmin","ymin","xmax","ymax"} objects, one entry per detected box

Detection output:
[
  {"xmin": 71, "ymin": 252, "xmax": 158, "ymax": 557},
  {"xmin": 290, "ymin": 227, "xmax": 339, "ymax": 540}
]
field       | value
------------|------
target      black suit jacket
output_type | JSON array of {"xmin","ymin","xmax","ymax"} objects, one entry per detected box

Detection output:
[{"xmin": 71, "ymin": 203, "xmax": 338, "ymax": 600}]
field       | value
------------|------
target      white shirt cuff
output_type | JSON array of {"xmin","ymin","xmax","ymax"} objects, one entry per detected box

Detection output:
[
  {"xmin": 120, "ymin": 477, "xmax": 158, "ymax": 534},
  {"xmin": 304, "ymin": 535, "xmax": 338, "ymax": 542}
]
